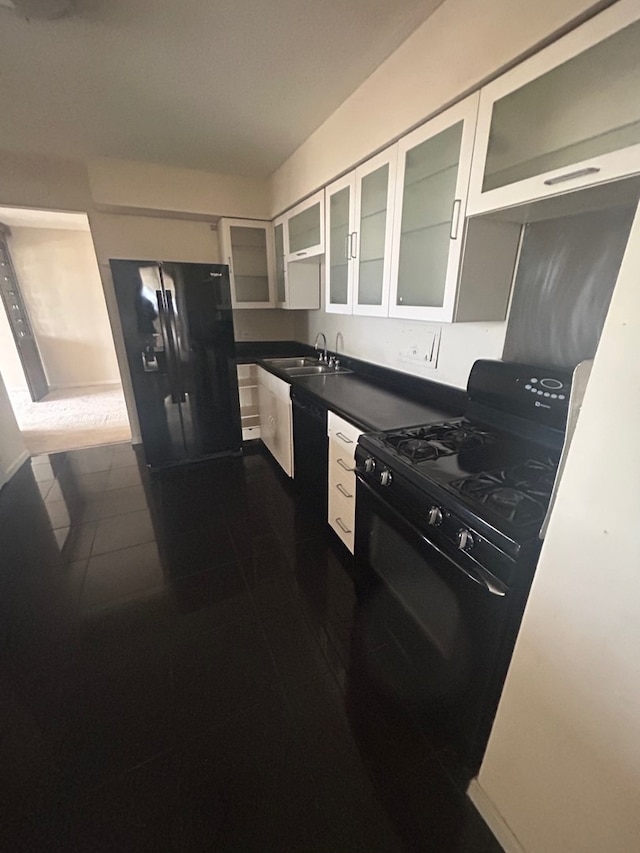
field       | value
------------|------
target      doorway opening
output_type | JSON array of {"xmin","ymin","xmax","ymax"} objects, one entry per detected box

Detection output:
[{"xmin": 0, "ymin": 207, "xmax": 131, "ymax": 455}]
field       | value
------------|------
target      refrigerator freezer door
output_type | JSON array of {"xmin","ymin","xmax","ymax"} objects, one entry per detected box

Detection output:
[
  {"xmin": 110, "ymin": 260, "xmax": 189, "ymax": 467},
  {"xmin": 161, "ymin": 263, "xmax": 242, "ymax": 460}
]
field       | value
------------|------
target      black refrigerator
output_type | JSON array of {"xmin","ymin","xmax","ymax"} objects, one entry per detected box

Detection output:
[{"xmin": 110, "ymin": 260, "xmax": 242, "ymax": 469}]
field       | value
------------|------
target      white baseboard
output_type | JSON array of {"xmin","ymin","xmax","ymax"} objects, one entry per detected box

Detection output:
[
  {"xmin": 468, "ymin": 779, "xmax": 525, "ymax": 853},
  {"xmin": 1, "ymin": 449, "xmax": 30, "ymax": 489}
]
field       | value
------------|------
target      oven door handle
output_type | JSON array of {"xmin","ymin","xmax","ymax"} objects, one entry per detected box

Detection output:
[{"xmin": 355, "ymin": 472, "xmax": 507, "ymax": 597}]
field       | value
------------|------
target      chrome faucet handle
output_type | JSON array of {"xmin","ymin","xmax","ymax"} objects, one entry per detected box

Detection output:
[
  {"xmin": 328, "ymin": 356, "xmax": 336, "ymax": 367},
  {"xmin": 334, "ymin": 358, "xmax": 340, "ymax": 368}
]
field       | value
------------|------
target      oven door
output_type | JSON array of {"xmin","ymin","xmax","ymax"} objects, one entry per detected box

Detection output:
[{"xmin": 354, "ymin": 473, "xmax": 513, "ymax": 770}]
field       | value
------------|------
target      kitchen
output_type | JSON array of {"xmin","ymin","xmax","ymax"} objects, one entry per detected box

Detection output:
[{"xmin": 0, "ymin": 0, "xmax": 639, "ymax": 850}]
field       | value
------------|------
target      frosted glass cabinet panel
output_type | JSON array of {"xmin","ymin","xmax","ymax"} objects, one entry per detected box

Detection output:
[
  {"xmin": 389, "ymin": 94, "xmax": 478, "ymax": 322},
  {"xmin": 325, "ymin": 174, "xmax": 355, "ymax": 313},
  {"xmin": 469, "ymin": 1, "xmax": 640, "ymax": 214},
  {"xmin": 218, "ymin": 218, "xmax": 275, "ymax": 309},
  {"xmin": 353, "ymin": 148, "xmax": 397, "ymax": 317},
  {"xmin": 286, "ymin": 189, "xmax": 325, "ymax": 258},
  {"xmin": 325, "ymin": 147, "xmax": 397, "ymax": 316},
  {"xmin": 274, "ymin": 221, "xmax": 286, "ymax": 305}
]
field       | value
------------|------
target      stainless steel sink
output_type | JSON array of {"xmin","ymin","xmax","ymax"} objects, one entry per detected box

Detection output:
[
  {"xmin": 285, "ymin": 364, "xmax": 352, "ymax": 376},
  {"xmin": 263, "ymin": 357, "xmax": 319, "ymax": 369},
  {"xmin": 262, "ymin": 357, "xmax": 351, "ymax": 377}
]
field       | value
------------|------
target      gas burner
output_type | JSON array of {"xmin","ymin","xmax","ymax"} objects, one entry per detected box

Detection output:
[
  {"xmin": 451, "ymin": 459, "xmax": 557, "ymax": 526},
  {"xmin": 384, "ymin": 420, "xmax": 497, "ymax": 463}
]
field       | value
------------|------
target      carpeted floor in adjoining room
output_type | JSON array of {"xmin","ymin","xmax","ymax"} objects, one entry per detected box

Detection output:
[{"xmin": 8, "ymin": 384, "xmax": 131, "ymax": 455}]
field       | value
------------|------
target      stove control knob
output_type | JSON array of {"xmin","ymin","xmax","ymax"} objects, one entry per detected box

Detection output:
[
  {"xmin": 379, "ymin": 468, "xmax": 393, "ymax": 487},
  {"xmin": 427, "ymin": 506, "xmax": 443, "ymax": 527},
  {"xmin": 364, "ymin": 456, "xmax": 376, "ymax": 474},
  {"xmin": 457, "ymin": 529, "xmax": 474, "ymax": 551}
]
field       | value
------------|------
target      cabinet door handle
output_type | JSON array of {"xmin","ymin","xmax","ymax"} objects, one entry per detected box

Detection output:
[
  {"xmin": 336, "ymin": 483, "xmax": 353, "ymax": 498},
  {"xmin": 336, "ymin": 432, "xmax": 353, "ymax": 444},
  {"xmin": 336, "ymin": 458, "xmax": 354, "ymax": 471},
  {"xmin": 543, "ymin": 166, "xmax": 601, "ymax": 186},
  {"xmin": 295, "ymin": 251, "xmax": 308, "ymax": 257},
  {"xmin": 335, "ymin": 517, "xmax": 352, "ymax": 534},
  {"xmin": 450, "ymin": 199, "xmax": 462, "ymax": 240},
  {"xmin": 350, "ymin": 232, "xmax": 358, "ymax": 259}
]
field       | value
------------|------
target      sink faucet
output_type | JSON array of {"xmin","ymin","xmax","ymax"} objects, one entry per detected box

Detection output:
[{"xmin": 314, "ymin": 332, "xmax": 327, "ymax": 363}]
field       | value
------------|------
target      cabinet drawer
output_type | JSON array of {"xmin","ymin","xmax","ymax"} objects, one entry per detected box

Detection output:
[
  {"xmin": 327, "ymin": 411, "xmax": 362, "ymax": 451},
  {"xmin": 328, "ymin": 487, "xmax": 356, "ymax": 553}
]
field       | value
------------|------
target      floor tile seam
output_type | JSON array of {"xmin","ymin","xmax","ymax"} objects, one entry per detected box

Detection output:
[
  {"xmin": 162, "ymin": 558, "xmax": 247, "ymax": 591},
  {"xmin": 86, "ymin": 531, "xmax": 158, "ymax": 561},
  {"xmin": 78, "ymin": 581, "xmax": 166, "ymax": 616}
]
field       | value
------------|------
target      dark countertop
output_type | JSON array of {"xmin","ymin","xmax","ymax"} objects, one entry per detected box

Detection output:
[
  {"xmin": 239, "ymin": 340, "xmax": 465, "ymax": 433},
  {"xmin": 288, "ymin": 372, "xmax": 456, "ymax": 432}
]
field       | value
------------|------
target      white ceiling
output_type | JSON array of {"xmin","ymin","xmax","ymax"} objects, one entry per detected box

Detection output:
[
  {"xmin": 0, "ymin": 0, "xmax": 445, "ymax": 178},
  {"xmin": 0, "ymin": 207, "xmax": 90, "ymax": 229}
]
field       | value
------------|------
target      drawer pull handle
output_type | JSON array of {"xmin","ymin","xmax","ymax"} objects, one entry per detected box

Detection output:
[
  {"xmin": 336, "ymin": 483, "xmax": 353, "ymax": 498},
  {"xmin": 335, "ymin": 517, "xmax": 351, "ymax": 534},
  {"xmin": 336, "ymin": 431, "xmax": 353, "ymax": 444},
  {"xmin": 336, "ymin": 458, "xmax": 354, "ymax": 472},
  {"xmin": 543, "ymin": 166, "xmax": 600, "ymax": 186}
]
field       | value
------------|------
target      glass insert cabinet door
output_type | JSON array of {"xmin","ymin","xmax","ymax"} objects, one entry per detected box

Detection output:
[
  {"xmin": 468, "ymin": 3, "xmax": 640, "ymax": 214},
  {"xmin": 325, "ymin": 174, "xmax": 355, "ymax": 313},
  {"xmin": 219, "ymin": 219, "xmax": 275, "ymax": 309},
  {"xmin": 389, "ymin": 94, "xmax": 479, "ymax": 322},
  {"xmin": 286, "ymin": 189, "xmax": 325, "ymax": 258},
  {"xmin": 274, "ymin": 221, "xmax": 286, "ymax": 305},
  {"xmin": 353, "ymin": 148, "xmax": 397, "ymax": 317}
]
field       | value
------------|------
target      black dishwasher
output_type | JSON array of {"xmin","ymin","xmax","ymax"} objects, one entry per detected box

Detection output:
[{"xmin": 291, "ymin": 388, "xmax": 328, "ymax": 515}]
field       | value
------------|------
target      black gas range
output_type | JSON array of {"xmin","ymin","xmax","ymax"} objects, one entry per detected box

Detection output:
[{"xmin": 352, "ymin": 360, "xmax": 572, "ymax": 775}]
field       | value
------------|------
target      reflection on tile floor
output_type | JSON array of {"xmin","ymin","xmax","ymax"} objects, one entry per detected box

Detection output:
[{"xmin": 0, "ymin": 444, "xmax": 502, "ymax": 852}]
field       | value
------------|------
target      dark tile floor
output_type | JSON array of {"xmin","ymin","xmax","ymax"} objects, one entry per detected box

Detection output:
[{"xmin": 0, "ymin": 443, "xmax": 502, "ymax": 852}]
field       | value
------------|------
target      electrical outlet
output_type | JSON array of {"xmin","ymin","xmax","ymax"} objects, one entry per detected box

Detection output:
[{"xmin": 399, "ymin": 327, "xmax": 441, "ymax": 369}]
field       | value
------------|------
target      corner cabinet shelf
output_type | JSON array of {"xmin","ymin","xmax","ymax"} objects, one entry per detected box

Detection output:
[
  {"xmin": 467, "ymin": 0, "xmax": 640, "ymax": 215},
  {"xmin": 237, "ymin": 363, "xmax": 261, "ymax": 441},
  {"xmin": 218, "ymin": 218, "xmax": 276, "ymax": 309}
]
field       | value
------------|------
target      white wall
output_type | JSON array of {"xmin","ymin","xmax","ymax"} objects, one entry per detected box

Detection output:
[
  {"xmin": 302, "ymin": 296, "xmax": 506, "ymax": 390},
  {"xmin": 472, "ymin": 204, "xmax": 640, "ymax": 852},
  {"xmin": 6, "ymin": 226, "xmax": 120, "ymax": 389},
  {"xmin": 0, "ymin": 370, "xmax": 28, "ymax": 488},
  {"xmin": 88, "ymin": 158, "xmax": 270, "ymax": 220},
  {"xmin": 0, "ymin": 296, "xmax": 27, "ymax": 391}
]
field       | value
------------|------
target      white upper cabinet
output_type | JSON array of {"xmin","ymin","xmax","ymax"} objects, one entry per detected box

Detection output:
[
  {"xmin": 325, "ymin": 148, "xmax": 397, "ymax": 316},
  {"xmin": 468, "ymin": 0, "xmax": 640, "ymax": 215},
  {"xmin": 389, "ymin": 94, "xmax": 479, "ymax": 322},
  {"xmin": 325, "ymin": 172, "xmax": 356, "ymax": 313},
  {"xmin": 285, "ymin": 189, "xmax": 325, "ymax": 259},
  {"xmin": 274, "ymin": 213, "xmax": 320, "ymax": 310},
  {"xmin": 353, "ymin": 149, "xmax": 397, "ymax": 317},
  {"xmin": 218, "ymin": 218, "xmax": 275, "ymax": 309}
]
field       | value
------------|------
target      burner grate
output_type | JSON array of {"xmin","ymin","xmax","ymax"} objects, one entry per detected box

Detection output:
[
  {"xmin": 451, "ymin": 459, "xmax": 557, "ymax": 526},
  {"xmin": 384, "ymin": 420, "xmax": 497, "ymax": 463}
]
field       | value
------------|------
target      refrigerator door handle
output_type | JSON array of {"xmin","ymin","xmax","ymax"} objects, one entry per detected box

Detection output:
[
  {"xmin": 164, "ymin": 289, "xmax": 186, "ymax": 403},
  {"xmin": 156, "ymin": 289, "xmax": 181, "ymax": 404}
]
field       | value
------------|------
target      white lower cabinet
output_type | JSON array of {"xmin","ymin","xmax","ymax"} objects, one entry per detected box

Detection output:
[
  {"xmin": 327, "ymin": 412, "xmax": 363, "ymax": 553},
  {"xmin": 257, "ymin": 366, "xmax": 294, "ymax": 477}
]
